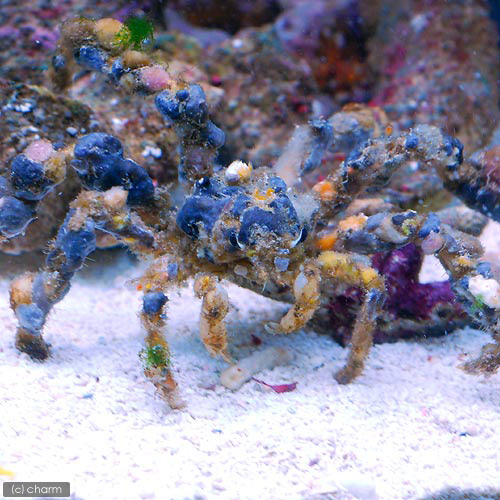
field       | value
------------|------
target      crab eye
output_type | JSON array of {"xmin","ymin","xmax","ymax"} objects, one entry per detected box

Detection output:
[
  {"xmin": 229, "ymin": 232, "xmax": 238, "ymax": 247},
  {"xmin": 291, "ymin": 226, "xmax": 308, "ymax": 248},
  {"xmin": 229, "ymin": 231, "xmax": 245, "ymax": 250},
  {"xmin": 198, "ymin": 177, "xmax": 211, "ymax": 189}
]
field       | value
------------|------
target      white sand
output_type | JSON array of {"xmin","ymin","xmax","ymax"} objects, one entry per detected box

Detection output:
[{"xmin": 1, "ymin": 245, "xmax": 500, "ymax": 500}]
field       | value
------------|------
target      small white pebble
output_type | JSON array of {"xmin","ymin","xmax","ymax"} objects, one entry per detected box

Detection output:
[
  {"xmin": 410, "ymin": 13, "xmax": 428, "ymax": 33},
  {"xmin": 15, "ymin": 101, "xmax": 34, "ymax": 113},
  {"xmin": 142, "ymin": 145, "xmax": 162, "ymax": 159},
  {"xmin": 111, "ymin": 117, "xmax": 128, "ymax": 132},
  {"xmin": 220, "ymin": 347, "xmax": 293, "ymax": 390},
  {"xmin": 225, "ymin": 160, "xmax": 252, "ymax": 184},
  {"xmin": 468, "ymin": 275, "xmax": 500, "ymax": 308}
]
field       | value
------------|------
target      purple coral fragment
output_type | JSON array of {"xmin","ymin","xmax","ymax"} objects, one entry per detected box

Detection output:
[
  {"xmin": 371, "ymin": 243, "xmax": 454, "ymax": 320},
  {"xmin": 328, "ymin": 244, "xmax": 463, "ymax": 345}
]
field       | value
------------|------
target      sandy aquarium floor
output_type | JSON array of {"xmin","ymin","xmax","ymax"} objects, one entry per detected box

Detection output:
[{"xmin": 1, "ymin": 242, "xmax": 500, "ymax": 500}]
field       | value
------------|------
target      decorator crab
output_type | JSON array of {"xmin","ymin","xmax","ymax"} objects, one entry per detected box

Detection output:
[{"xmin": 3, "ymin": 17, "xmax": 500, "ymax": 408}]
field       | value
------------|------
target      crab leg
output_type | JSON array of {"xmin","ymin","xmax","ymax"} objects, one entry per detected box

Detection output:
[
  {"xmin": 10, "ymin": 187, "xmax": 155, "ymax": 360},
  {"xmin": 138, "ymin": 271, "xmax": 232, "ymax": 407},
  {"xmin": 132, "ymin": 255, "xmax": 196, "ymax": 408},
  {"xmin": 313, "ymin": 124, "xmax": 464, "ymax": 219},
  {"xmin": 425, "ymin": 226, "xmax": 500, "ymax": 376},
  {"xmin": 141, "ymin": 290, "xmax": 185, "ymax": 409},
  {"xmin": 336, "ymin": 209, "xmax": 500, "ymax": 376},
  {"xmin": 317, "ymin": 251, "xmax": 386, "ymax": 383},
  {"xmin": 194, "ymin": 275, "xmax": 232, "ymax": 363},
  {"xmin": 51, "ymin": 18, "xmax": 225, "ymax": 185},
  {"xmin": 334, "ymin": 289, "xmax": 385, "ymax": 384},
  {"xmin": 267, "ymin": 263, "xmax": 321, "ymax": 334}
]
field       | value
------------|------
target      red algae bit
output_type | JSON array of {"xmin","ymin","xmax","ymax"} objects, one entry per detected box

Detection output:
[
  {"xmin": 251, "ymin": 334, "xmax": 262, "ymax": 346},
  {"xmin": 252, "ymin": 378, "xmax": 298, "ymax": 393},
  {"xmin": 140, "ymin": 65, "xmax": 173, "ymax": 92},
  {"xmin": 210, "ymin": 75, "xmax": 222, "ymax": 86}
]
